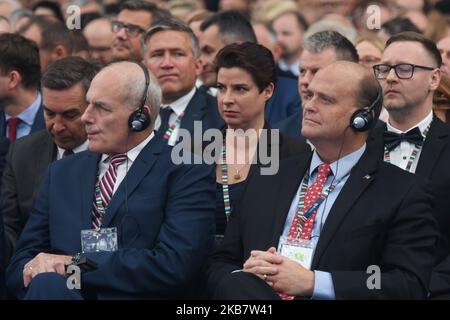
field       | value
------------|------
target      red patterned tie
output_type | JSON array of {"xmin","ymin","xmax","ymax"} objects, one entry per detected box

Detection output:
[
  {"xmin": 7, "ymin": 118, "xmax": 21, "ymax": 142},
  {"xmin": 280, "ymin": 163, "xmax": 331, "ymax": 300},
  {"xmin": 92, "ymin": 153, "xmax": 128, "ymax": 229}
]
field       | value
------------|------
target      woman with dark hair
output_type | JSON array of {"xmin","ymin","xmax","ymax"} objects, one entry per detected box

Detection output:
[{"xmin": 214, "ymin": 42, "xmax": 309, "ymax": 241}]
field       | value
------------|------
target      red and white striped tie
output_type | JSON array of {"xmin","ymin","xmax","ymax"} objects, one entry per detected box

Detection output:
[{"xmin": 92, "ymin": 153, "xmax": 128, "ymax": 229}]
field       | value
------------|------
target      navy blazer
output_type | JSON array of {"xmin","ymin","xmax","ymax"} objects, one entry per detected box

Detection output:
[
  {"xmin": 265, "ymin": 76, "xmax": 301, "ymax": 125},
  {"xmin": 179, "ymin": 89, "xmax": 224, "ymax": 135},
  {"xmin": 6, "ymin": 132, "xmax": 216, "ymax": 299},
  {"xmin": 0, "ymin": 103, "xmax": 45, "ymax": 138}
]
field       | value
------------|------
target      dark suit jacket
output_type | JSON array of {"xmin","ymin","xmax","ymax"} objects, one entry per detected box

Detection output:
[
  {"xmin": 2, "ymin": 130, "xmax": 56, "ymax": 263},
  {"xmin": 6, "ymin": 132, "xmax": 216, "ymax": 299},
  {"xmin": 0, "ymin": 103, "xmax": 45, "ymax": 138},
  {"xmin": 265, "ymin": 76, "xmax": 301, "ymax": 125},
  {"xmin": 276, "ymin": 64, "xmax": 298, "ymax": 80},
  {"xmin": 274, "ymin": 110, "xmax": 303, "ymax": 140},
  {"xmin": 179, "ymin": 89, "xmax": 224, "ymax": 137},
  {"xmin": 368, "ymin": 117, "xmax": 450, "ymax": 298},
  {"xmin": 208, "ymin": 147, "xmax": 439, "ymax": 299},
  {"xmin": 0, "ymin": 137, "xmax": 10, "ymax": 188}
]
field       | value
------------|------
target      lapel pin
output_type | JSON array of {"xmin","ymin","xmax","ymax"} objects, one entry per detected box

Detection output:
[{"xmin": 363, "ymin": 174, "xmax": 371, "ymax": 180}]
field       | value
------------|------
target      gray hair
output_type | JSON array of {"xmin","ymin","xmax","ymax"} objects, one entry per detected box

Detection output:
[
  {"xmin": 111, "ymin": 62, "xmax": 162, "ymax": 128},
  {"xmin": 304, "ymin": 20, "xmax": 358, "ymax": 43},
  {"xmin": 303, "ymin": 30, "xmax": 359, "ymax": 63},
  {"xmin": 141, "ymin": 18, "xmax": 200, "ymax": 59}
]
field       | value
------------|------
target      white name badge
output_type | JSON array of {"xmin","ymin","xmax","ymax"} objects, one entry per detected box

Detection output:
[
  {"xmin": 81, "ymin": 227, "xmax": 118, "ymax": 253},
  {"xmin": 278, "ymin": 237, "xmax": 316, "ymax": 270}
]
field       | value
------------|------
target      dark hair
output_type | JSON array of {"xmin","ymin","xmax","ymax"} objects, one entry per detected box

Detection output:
[
  {"xmin": 69, "ymin": 30, "xmax": 89, "ymax": 54},
  {"xmin": 200, "ymin": 10, "xmax": 257, "ymax": 45},
  {"xmin": 214, "ymin": 42, "xmax": 276, "ymax": 92},
  {"xmin": 381, "ymin": 17, "xmax": 421, "ymax": 37},
  {"xmin": 42, "ymin": 56, "xmax": 100, "ymax": 93},
  {"xmin": 120, "ymin": 0, "xmax": 172, "ymax": 26},
  {"xmin": 142, "ymin": 18, "xmax": 199, "ymax": 58},
  {"xmin": 357, "ymin": 75, "xmax": 383, "ymax": 128},
  {"xmin": 304, "ymin": 30, "xmax": 359, "ymax": 63},
  {"xmin": 31, "ymin": 1, "xmax": 64, "ymax": 24},
  {"xmin": 0, "ymin": 33, "xmax": 40, "ymax": 90},
  {"xmin": 386, "ymin": 31, "xmax": 442, "ymax": 67},
  {"xmin": 18, "ymin": 15, "xmax": 73, "ymax": 54}
]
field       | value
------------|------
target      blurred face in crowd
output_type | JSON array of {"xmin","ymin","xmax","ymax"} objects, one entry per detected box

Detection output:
[
  {"xmin": 298, "ymin": 47, "xmax": 338, "ymax": 101},
  {"xmin": 84, "ymin": 18, "xmax": 114, "ymax": 64},
  {"xmin": 0, "ymin": 18, "xmax": 10, "ymax": 33},
  {"xmin": 378, "ymin": 41, "xmax": 441, "ymax": 115},
  {"xmin": 217, "ymin": 67, "xmax": 273, "ymax": 130},
  {"xmin": 356, "ymin": 40, "xmax": 382, "ymax": 69},
  {"xmin": 272, "ymin": 12, "xmax": 304, "ymax": 64},
  {"xmin": 43, "ymin": 83, "xmax": 88, "ymax": 151},
  {"xmin": 199, "ymin": 24, "xmax": 226, "ymax": 87},
  {"xmin": 83, "ymin": 64, "xmax": 146, "ymax": 154},
  {"xmin": 144, "ymin": 30, "xmax": 201, "ymax": 104},
  {"xmin": 438, "ymin": 36, "xmax": 450, "ymax": 76},
  {"xmin": 301, "ymin": 62, "xmax": 361, "ymax": 146},
  {"xmin": 21, "ymin": 23, "xmax": 51, "ymax": 72},
  {"xmin": 111, "ymin": 9, "xmax": 152, "ymax": 62}
]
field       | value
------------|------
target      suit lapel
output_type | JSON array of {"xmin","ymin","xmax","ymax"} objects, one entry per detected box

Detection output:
[
  {"xmin": 102, "ymin": 133, "xmax": 164, "ymax": 227},
  {"xmin": 0, "ymin": 111, "xmax": 6, "ymax": 137},
  {"xmin": 33, "ymin": 132, "xmax": 57, "ymax": 190},
  {"xmin": 270, "ymin": 152, "xmax": 312, "ymax": 246},
  {"xmin": 81, "ymin": 151, "xmax": 102, "ymax": 229},
  {"xmin": 311, "ymin": 149, "xmax": 378, "ymax": 268},
  {"xmin": 180, "ymin": 90, "xmax": 205, "ymax": 135},
  {"xmin": 31, "ymin": 103, "xmax": 45, "ymax": 133},
  {"xmin": 416, "ymin": 117, "xmax": 449, "ymax": 178}
]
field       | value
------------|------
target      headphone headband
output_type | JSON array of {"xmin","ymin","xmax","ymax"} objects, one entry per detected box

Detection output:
[{"xmin": 128, "ymin": 62, "xmax": 151, "ymax": 132}]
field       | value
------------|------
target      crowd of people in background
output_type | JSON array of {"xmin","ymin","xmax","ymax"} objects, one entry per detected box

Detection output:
[{"xmin": 0, "ymin": 0, "xmax": 450, "ymax": 300}]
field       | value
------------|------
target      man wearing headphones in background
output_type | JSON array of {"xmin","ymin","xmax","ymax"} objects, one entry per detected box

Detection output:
[
  {"xmin": 6, "ymin": 61, "xmax": 216, "ymax": 299},
  {"xmin": 207, "ymin": 61, "xmax": 438, "ymax": 299},
  {"xmin": 368, "ymin": 32, "xmax": 450, "ymax": 299}
]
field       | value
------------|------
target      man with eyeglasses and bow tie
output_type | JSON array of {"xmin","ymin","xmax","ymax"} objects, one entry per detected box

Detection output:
[
  {"xmin": 111, "ymin": 0, "xmax": 171, "ymax": 63},
  {"xmin": 369, "ymin": 32, "xmax": 450, "ymax": 299}
]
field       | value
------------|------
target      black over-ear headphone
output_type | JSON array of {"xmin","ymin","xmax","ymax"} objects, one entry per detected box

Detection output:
[
  {"xmin": 128, "ymin": 62, "xmax": 151, "ymax": 132},
  {"xmin": 349, "ymin": 84, "xmax": 382, "ymax": 132}
]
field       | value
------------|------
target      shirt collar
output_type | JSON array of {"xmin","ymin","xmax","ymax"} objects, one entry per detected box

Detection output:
[
  {"xmin": 278, "ymin": 59, "xmax": 300, "ymax": 77},
  {"xmin": 56, "ymin": 139, "xmax": 89, "ymax": 159},
  {"xmin": 5, "ymin": 92, "xmax": 41, "ymax": 126},
  {"xmin": 100, "ymin": 131, "xmax": 155, "ymax": 164},
  {"xmin": 161, "ymin": 87, "xmax": 196, "ymax": 116},
  {"xmin": 387, "ymin": 110, "xmax": 433, "ymax": 135},
  {"xmin": 309, "ymin": 143, "xmax": 366, "ymax": 181}
]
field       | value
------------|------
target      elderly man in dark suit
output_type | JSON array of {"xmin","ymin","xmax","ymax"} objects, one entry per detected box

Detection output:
[
  {"xmin": 207, "ymin": 61, "xmax": 438, "ymax": 299},
  {"xmin": 6, "ymin": 61, "xmax": 216, "ymax": 300},
  {"xmin": 2, "ymin": 57, "xmax": 99, "ymax": 264},
  {"xmin": 368, "ymin": 32, "xmax": 450, "ymax": 299}
]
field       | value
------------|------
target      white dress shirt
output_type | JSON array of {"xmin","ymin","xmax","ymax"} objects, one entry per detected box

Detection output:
[
  {"xmin": 385, "ymin": 111, "xmax": 433, "ymax": 173},
  {"xmin": 98, "ymin": 132, "xmax": 154, "ymax": 195},
  {"xmin": 56, "ymin": 140, "xmax": 89, "ymax": 160}
]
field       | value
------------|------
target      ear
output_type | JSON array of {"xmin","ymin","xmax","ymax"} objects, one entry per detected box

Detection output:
[
  {"xmin": 7, "ymin": 70, "xmax": 22, "ymax": 90},
  {"xmin": 52, "ymin": 45, "xmax": 69, "ymax": 59},
  {"xmin": 430, "ymin": 68, "xmax": 442, "ymax": 91},
  {"xmin": 194, "ymin": 57, "xmax": 203, "ymax": 77},
  {"xmin": 262, "ymin": 82, "xmax": 275, "ymax": 101}
]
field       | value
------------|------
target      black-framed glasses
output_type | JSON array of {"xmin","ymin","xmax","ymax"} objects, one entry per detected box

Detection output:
[
  {"xmin": 111, "ymin": 21, "xmax": 145, "ymax": 37},
  {"xmin": 373, "ymin": 63, "xmax": 435, "ymax": 80}
]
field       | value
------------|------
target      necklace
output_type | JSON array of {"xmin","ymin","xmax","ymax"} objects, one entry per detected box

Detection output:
[{"xmin": 232, "ymin": 164, "xmax": 247, "ymax": 180}]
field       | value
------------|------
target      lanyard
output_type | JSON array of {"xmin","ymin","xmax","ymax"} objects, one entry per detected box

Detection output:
[
  {"xmin": 220, "ymin": 142, "xmax": 232, "ymax": 221},
  {"xmin": 293, "ymin": 169, "xmax": 349, "ymax": 237},
  {"xmin": 94, "ymin": 175, "xmax": 106, "ymax": 228},
  {"xmin": 383, "ymin": 124, "xmax": 430, "ymax": 173},
  {"xmin": 163, "ymin": 112, "xmax": 184, "ymax": 140}
]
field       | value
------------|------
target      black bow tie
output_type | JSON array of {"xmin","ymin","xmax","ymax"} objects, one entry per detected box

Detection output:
[{"xmin": 383, "ymin": 127, "xmax": 423, "ymax": 151}]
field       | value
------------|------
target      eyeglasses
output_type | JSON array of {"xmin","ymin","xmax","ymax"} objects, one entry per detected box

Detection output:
[
  {"xmin": 111, "ymin": 21, "xmax": 145, "ymax": 37},
  {"xmin": 373, "ymin": 63, "xmax": 435, "ymax": 80}
]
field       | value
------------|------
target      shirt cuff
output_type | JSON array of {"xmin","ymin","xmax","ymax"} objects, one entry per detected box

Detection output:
[{"xmin": 312, "ymin": 270, "xmax": 336, "ymax": 300}]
